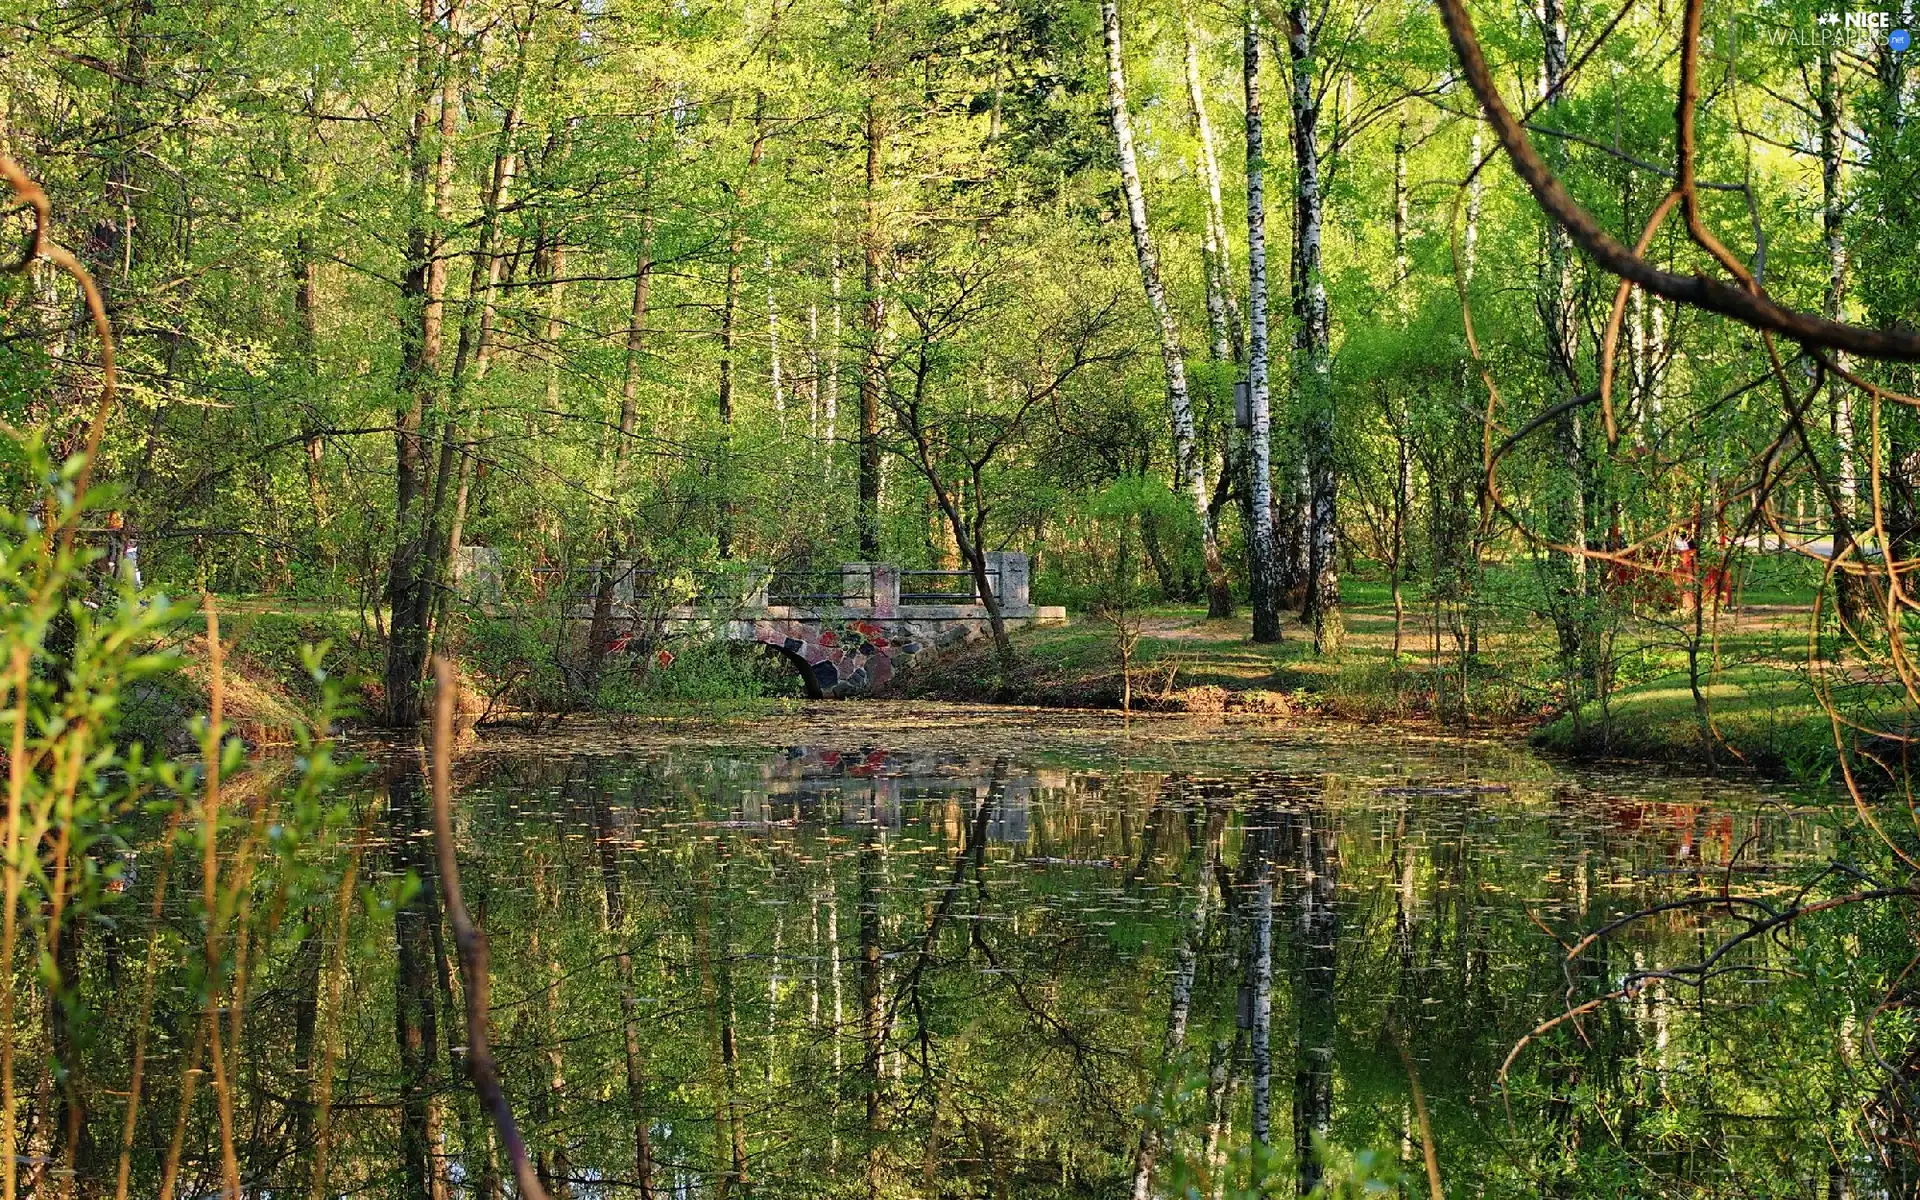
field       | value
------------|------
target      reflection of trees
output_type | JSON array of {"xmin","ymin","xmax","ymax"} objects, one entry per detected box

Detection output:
[
  {"xmin": 591, "ymin": 789, "xmax": 658, "ymax": 1199},
  {"xmin": 1281, "ymin": 800, "xmax": 1336, "ymax": 1198},
  {"xmin": 42, "ymin": 745, "xmax": 1914, "ymax": 1196},
  {"xmin": 386, "ymin": 763, "xmax": 450, "ymax": 1200},
  {"xmin": 1130, "ymin": 782, "xmax": 1221, "ymax": 1198}
]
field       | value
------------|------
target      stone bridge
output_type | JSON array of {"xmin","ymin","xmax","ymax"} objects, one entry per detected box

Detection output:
[{"xmin": 555, "ymin": 551, "xmax": 1065, "ymax": 698}]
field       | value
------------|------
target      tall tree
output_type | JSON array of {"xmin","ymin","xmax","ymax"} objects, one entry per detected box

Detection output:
[
  {"xmin": 1183, "ymin": 1, "xmax": 1243, "ymax": 366},
  {"xmin": 384, "ymin": 0, "xmax": 464, "ymax": 727},
  {"xmin": 1817, "ymin": 31, "xmax": 1861, "ymax": 626},
  {"xmin": 858, "ymin": 0, "xmax": 890, "ymax": 560},
  {"xmin": 1100, "ymin": 0, "xmax": 1234, "ymax": 619},
  {"xmin": 1287, "ymin": 805, "xmax": 1337, "ymax": 1198},
  {"xmin": 1288, "ymin": 0, "xmax": 1341, "ymax": 653},
  {"xmin": 1538, "ymin": 0, "xmax": 1590, "ymax": 691},
  {"xmin": 1247, "ymin": 0, "xmax": 1281, "ymax": 643}
]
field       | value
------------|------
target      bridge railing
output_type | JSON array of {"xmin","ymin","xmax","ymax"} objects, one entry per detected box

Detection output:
[
  {"xmin": 899, "ymin": 568, "xmax": 997, "ymax": 605},
  {"xmin": 768, "ymin": 568, "xmax": 871, "ymax": 607},
  {"xmin": 505, "ymin": 553, "xmax": 1033, "ymax": 616}
]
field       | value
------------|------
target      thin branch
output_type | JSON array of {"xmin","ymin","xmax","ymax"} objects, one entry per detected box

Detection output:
[{"xmin": 430, "ymin": 658, "xmax": 549, "ymax": 1200}]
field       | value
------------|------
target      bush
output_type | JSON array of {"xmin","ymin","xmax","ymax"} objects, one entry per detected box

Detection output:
[{"xmin": 597, "ymin": 638, "xmax": 808, "ymax": 709}]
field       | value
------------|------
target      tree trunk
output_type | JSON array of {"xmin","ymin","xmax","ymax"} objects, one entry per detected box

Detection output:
[
  {"xmin": 1101, "ymin": 0, "xmax": 1234, "ymax": 619},
  {"xmin": 382, "ymin": 0, "xmax": 461, "ymax": 727},
  {"xmin": 828, "ymin": 208, "xmax": 844, "ymax": 478},
  {"xmin": 594, "ymin": 802, "xmax": 659, "ymax": 1200},
  {"xmin": 1246, "ymin": 0, "xmax": 1280, "ymax": 643},
  {"xmin": 1459, "ymin": 125, "xmax": 1486, "ymax": 665},
  {"xmin": 426, "ymin": 12, "xmax": 530, "ymax": 662},
  {"xmin": 388, "ymin": 767, "xmax": 447, "ymax": 1200},
  {"xmin": 1287, "ymin": 808, "xmax": 1337, "ymax": 1197},
  {"xmin": 718, "ymin": 102, "xmax": 768, "ymax": 561},
  {"xmin": 967, "ymin": 543, "xmax": 1016, "ymax": 673},
  {"xmin": 1819, "ymin": 38, "xmax": 1866, "ymax": 626},
  {"xmin": 859, "ymin": 4, "xmax": 889, "ymax": 560},
  {"xmin": 860, "ymin": 824, "xmax": 886, "ymax": 1200},
  {"xmin": 1249, "ymin": 828, "xmax": 1274, "ymax": 1147},
  {"xmin": 768, "ymin": 245, "xmax": 785, "ymax": 421},
  {"xmin": 1873, "ymin": 47, "xmax": 1920, "ymax": 561},
  {"xmin": 1129, "ymin": 834, "xmax": 1215, "ymax": 1198},
  {"xmin": 1392, "ymin": 106, "xmax": 1409, "ymax": 298},
  {"xmin": 695, "ymin": 849, "xmax": 750, "ymax": 1196},
  {"xmin": 1390, "ymin": 106, "xmax": 1411, "ymax": 655},
  {"xmin": 1539, "ymin": 0, "xmax": 1590, "ymax": 691},
  {"xmin": 294, "ymin": 240, "xmax": 328, "ymax": 525},
  {"xmin": 1183, "ymin": 4, "xmax": 1242, "ymax": 367},
  {"xmin": 1181, "ymin": 7, "xmax": 1242, "ymax": 618},
  {"xmin": 587, "ymin": 189, "xmax": 658, "ymax": 677},
  {"xmin": 1287, "ymin": 0, "xmax": 1341, "ymax": 654}
]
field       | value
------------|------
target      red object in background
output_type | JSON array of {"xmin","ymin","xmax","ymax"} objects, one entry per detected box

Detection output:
[
  {"xmin": 656, "ymin": 648, "xmax": 675, "ymax": 669},
  {"xmin": 1599, "ymin": 524, "xmax": 1733, "ymax": 608},
  {"xmin": 1702, "ymin": 564, "xmax": 1733, "ymax": 605}
]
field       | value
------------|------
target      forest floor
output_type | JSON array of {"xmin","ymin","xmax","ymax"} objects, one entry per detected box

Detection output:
[
  {"xmin": 895, "ymin": 577, "xmax": 1839, "ymax": 782},
  {"xmin": 147, "ymin": 573, "xmax": 1843, "ymax": 783}
]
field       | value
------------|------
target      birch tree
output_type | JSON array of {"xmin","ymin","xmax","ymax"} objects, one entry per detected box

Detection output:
[
  {"xmin": 1287, "ymin": 0, "xmax": 1342, "ymax": 653},
  {"xmin": 1247, "ymin": 0, "xmax": 1282, "ymax": 643},
  {"xmin": 1100, "ymin": 0, "xmax": 1234, "ymax": 619}
]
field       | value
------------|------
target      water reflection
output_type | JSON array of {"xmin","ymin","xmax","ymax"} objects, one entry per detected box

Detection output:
[{"xmin": 64, "ymin": 723, "xmax": 1911, "ymax": 1197}]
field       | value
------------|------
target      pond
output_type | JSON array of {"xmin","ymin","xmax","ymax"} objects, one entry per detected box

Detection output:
[{"xmin": 49, "ymin": 705, "xmax": 1916, "ymax": 1198}]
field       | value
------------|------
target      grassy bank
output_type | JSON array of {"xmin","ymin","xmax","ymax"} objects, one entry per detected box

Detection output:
[
  {"xmin": 152, "ymin": 564, "xmax": 1844, "ymax": 784},
  {"xmin": 891, "ymin": 589, "xmax": 1540, "ymax": 723},
  {"xmin": 127, "ymin": 600, "xmax": 810, "ymax": 743},
  {"xmin": 1530, "ymin": 663, "xmax": 1832, "ymax": 779},
  {"xmin": 895, "ymin": 571, "xmax": 1844, "ymax": 783},
  {"xmin": 120, "ymin": 603, "xmax": 379, "ymax": 750}
]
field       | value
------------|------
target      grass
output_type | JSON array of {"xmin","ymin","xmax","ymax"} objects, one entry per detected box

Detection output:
[
  {"xmin": 891, "ymin": 609, "xmax": 1299, "ymax": 712},
  {"xmin": 1533, "ymin": 663, "xmax": 1834, "ymax": 779},
  {"xmin": 902, "ymin": 559, "xmax": 1859, "ymax": 783},
  {"xmin": 174, "ymin": 554, "xmax": 1859, "ymax": 784}
]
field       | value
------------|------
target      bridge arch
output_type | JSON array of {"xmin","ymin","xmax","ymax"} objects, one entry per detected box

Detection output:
[
  {"xmin": 750, "ymin": 619, "xmax": 903, "ymax": 700},
  {"xmin": 543, "ymin": 554, "xmax": 1062, "ymax": 697},
  {"xmin": 757, "ymin": 636, "xmax": 825, "ymax": 700}
]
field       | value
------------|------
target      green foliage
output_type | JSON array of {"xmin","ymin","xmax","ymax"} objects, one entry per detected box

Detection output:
[
  {"xmin": 0, "ymin": 428, "xmax": 354, "ymax": 1192},
  {"xmin": 1042, "ymin": 475, "xmax": 1205, "ymax": 609},
  {"xmin": 597, "ymin": 639, "xmax": 808, "ymax": 708}
]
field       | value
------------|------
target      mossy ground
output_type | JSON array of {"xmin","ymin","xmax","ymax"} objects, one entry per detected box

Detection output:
[
  {"xmin": 902, "ymin": 562, "xmax": 1848, "ymax": 783},
  {"xmin": 119, "ymin": 602, "xmax": 380, "ymax": 750},
  {"xmin": 150, "ymin": 556, "xmax": 1850, "ymax": 782}
]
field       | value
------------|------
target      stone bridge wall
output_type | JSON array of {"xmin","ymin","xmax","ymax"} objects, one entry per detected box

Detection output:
[
  {"xmin": 706, "ymin": 553, "xmax": 1061, "ymax": 697},
  {"xmin": 662, "ymin": 553, "xmax": 1060, "ymax": 697}
]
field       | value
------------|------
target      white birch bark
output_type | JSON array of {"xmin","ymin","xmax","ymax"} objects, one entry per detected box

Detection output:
[
  {"xmin": 1129, "ymin": 847, "xmax": 1215, "ymax": 1199},
  {"xmin": 1288, "ymin": 0, "xmax": 1340, "ymax": 652},
  {"xmin": 1291, "ymin": 817, "xmax": 1338, "ymax": 1197},
  {"xmin": 1101, "ymin": 0, "xmax": 1231, "ymax": 610},
  {"xmin": 767, "ymin": 245, "xmax": 785, "ymax": 421},
  {"xmin": 1820, "ymin": 42, "xmax": 1856, "ymax": 507},
  {"xmin": 827, "ymin": 216, "xmax": 843, "ymax": 478},
  {"xmin": 1182, "ymin": 2, "xmax": 1242, "ymax": 364},
  {"xmin": 1247, "ymin": 0, "xmax": 1281, "ymax": 643},
  {"xmin": 1250, "ymin": 858, "xmax": 1274, "ymax": 1145},
  {"xmin": 807, "ymin": 300, "xmax": 821, "ymax": 438}
]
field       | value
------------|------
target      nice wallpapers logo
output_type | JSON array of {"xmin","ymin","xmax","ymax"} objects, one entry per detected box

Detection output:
[{"xmin": 1709, "ymin": 7, "xmax": 1913, "ymax": 52}]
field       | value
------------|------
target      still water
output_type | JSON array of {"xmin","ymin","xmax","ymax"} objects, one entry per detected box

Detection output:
[{"xmin": 63, "ymin": 706, "xmax": 1915, "ymax": 1197}]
